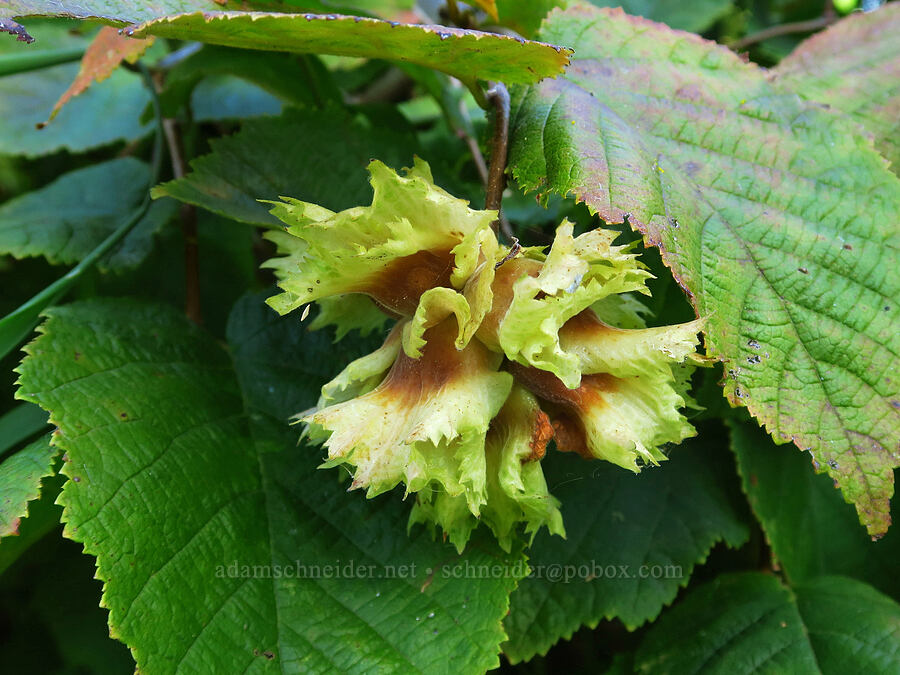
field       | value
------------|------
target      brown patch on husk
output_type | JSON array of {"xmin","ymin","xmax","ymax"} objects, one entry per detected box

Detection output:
[
  {"xmin": 367, "ymin": 249, "xmax": 455, "ymax": 315},
  {"xmin": 526, "ymin": 408, "xmax": 554, "ymax": 462}
]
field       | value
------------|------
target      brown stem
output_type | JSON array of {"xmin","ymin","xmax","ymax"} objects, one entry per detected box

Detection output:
[
  {"xmin": 729, "ymin": 14, "xmax": 836, "ymax": 50},
  {"xmin": 484, "ymin": 82, "xmax": 514, "ymax": 241},
  {"xmin": 161, "ymin": 116, "xmax": 202, "ymax": 326}
]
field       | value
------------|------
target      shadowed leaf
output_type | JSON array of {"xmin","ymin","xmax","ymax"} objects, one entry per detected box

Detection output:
[
  {"xmin": 153, "ymin": 106, "xmax": 419, "ymax": 224},
  {"xmin": 635, "ymin": 573, "xmax": 900, "ymax": 673},
  {"xmin": 0, "ymin": 158, "xmax": 176, "ymax": 272},
  {"xmin": 730, "ymin": 420, "xmax": 900, "ymax": 598},
  {"xmin": 15, "ymin": 297, "xmax": 526, "ymax": 674},
  {"xmin": 502, "ymin": 440, "xmax": 749, "ymax": 663}
]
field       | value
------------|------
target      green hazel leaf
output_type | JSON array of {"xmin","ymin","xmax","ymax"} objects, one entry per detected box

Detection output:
[
  {"xmin": 0, "ymin": 433, "xmax": 56, "ymax": 538},
  {"xmin": 152, "ymin": 106, "xmax": 421, "ymax": 225},
  {"xmin": 773, "ymin": 4, "xmax": 900, "ymax": 171},
  {"xmin": 729, "ymin": 419, "xmax": 900, "ymax": 598},
  {"xmin": 502, "ymin": 438, "xmax": 750, "ymax": 663},
  {"xmin": 0, "ymin": 61, "xmax": 151, "ymax": 157},
  {"xmin": 634, "ymin": 573, "xmax": 900, "ymax": 674},
  {"xmin": 509, "ymin": 4, "xmax": 900, "ymax": 537},
  {"xmin": 126, "ymin": 12, "xmax": 571, "ymax": 85},
  {"xmin": 15, "ymin": 297, "xmax": 527, "ymax": 674},
  {"xmin": 0, "ymin": 158, "xmax": 176, "ymax": 272}
]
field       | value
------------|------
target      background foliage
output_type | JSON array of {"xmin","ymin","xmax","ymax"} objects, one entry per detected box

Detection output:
[{"xmin": 0, "ymin": 1, "xmax": 898, "ymax": 673}]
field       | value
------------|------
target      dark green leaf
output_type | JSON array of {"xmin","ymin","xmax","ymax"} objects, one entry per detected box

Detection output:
[
  {"xmin": 635, "ymin": 573, "xmax": 900, "ymax": 674},
  {"xmin": 730, "ymin": 420, "xmax": 900, "ymax": 599},
  {"xmin": 502, "ymin": 439, "xmax": 749, "ymax": 663},
  {"xmin": 128, "ymin": 11, "xmax": 571, "ymax": 86},
  {"xmin": 508, "ymin": 5, "xmax": 900, "ymax": 536},
  {"xmin": 16, "ymin": 298, "xmax": 526, "ymax": 674},
  {"xmin": 153, "ymin": 106, "xmax": 420, "ymax": 224},
  {"xmin": 0, "ymin": 158, "xmax": 176, "ymax": 271}
]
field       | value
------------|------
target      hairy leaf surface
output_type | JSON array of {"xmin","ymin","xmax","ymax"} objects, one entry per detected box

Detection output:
[
  {"xmin": 772, "ymin": 4, "xmax": 900, "ymax": 170},
  {"xmin": 0, "ymin": 158, "xmax": 176, "ymax": 271},
  {"xmin": 509, "ymin": 5, "xmax": 900, "ymax": 536},
  {"xmin": 127, "ymin": 11, "xmax": 570, "ymax": 85},
  {"xmin": 16, "ymin": 297, "xmax": 525, "ymax": 674},
  {"xmin": 502, "ymin": 442, "xmax": 749, "ymax": 663},
  {"xmin": 635, "ymin": 573, "xmax": 900, "ymax": 673}
]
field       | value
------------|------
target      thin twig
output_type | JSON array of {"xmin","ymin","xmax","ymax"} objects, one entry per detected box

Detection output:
[
  {"xmin": 154, "ymin": 72, "xmax": 202, "ymax": 325},
  {"xmin": 484, "ymin": 82, "xmax": 514, "ymax": 241},
  {"xmin": 463, "ymin": 133, "xmax": 490, "ymax": 186},
  {"xmin": 729, "ymin": 15, "xmax": 836, "ymax": 50}
]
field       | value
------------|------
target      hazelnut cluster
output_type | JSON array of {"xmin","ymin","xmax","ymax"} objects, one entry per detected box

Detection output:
[{"xmin": 264, "ymin": 160, "xmax": 701, "ymax": 551}]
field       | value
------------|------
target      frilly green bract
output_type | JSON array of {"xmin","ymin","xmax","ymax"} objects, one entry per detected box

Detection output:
[
  {"xmin": 262, "ymin": 158, "xmax": 497, "ymax": 318},
  {"xmin": 410, "ymin": 385, "xmax": 565, "ymax": 552},
  {"xmin": 306, "ymin": 320, "xmax": 512, "ymax": 514},
  {"xmin": 480, "ymin": 221, "xmax": 655, "ymax": 388},
  {"xmin": 264, "ymin": 160, "xmax": 706, "ymax": 552}
]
